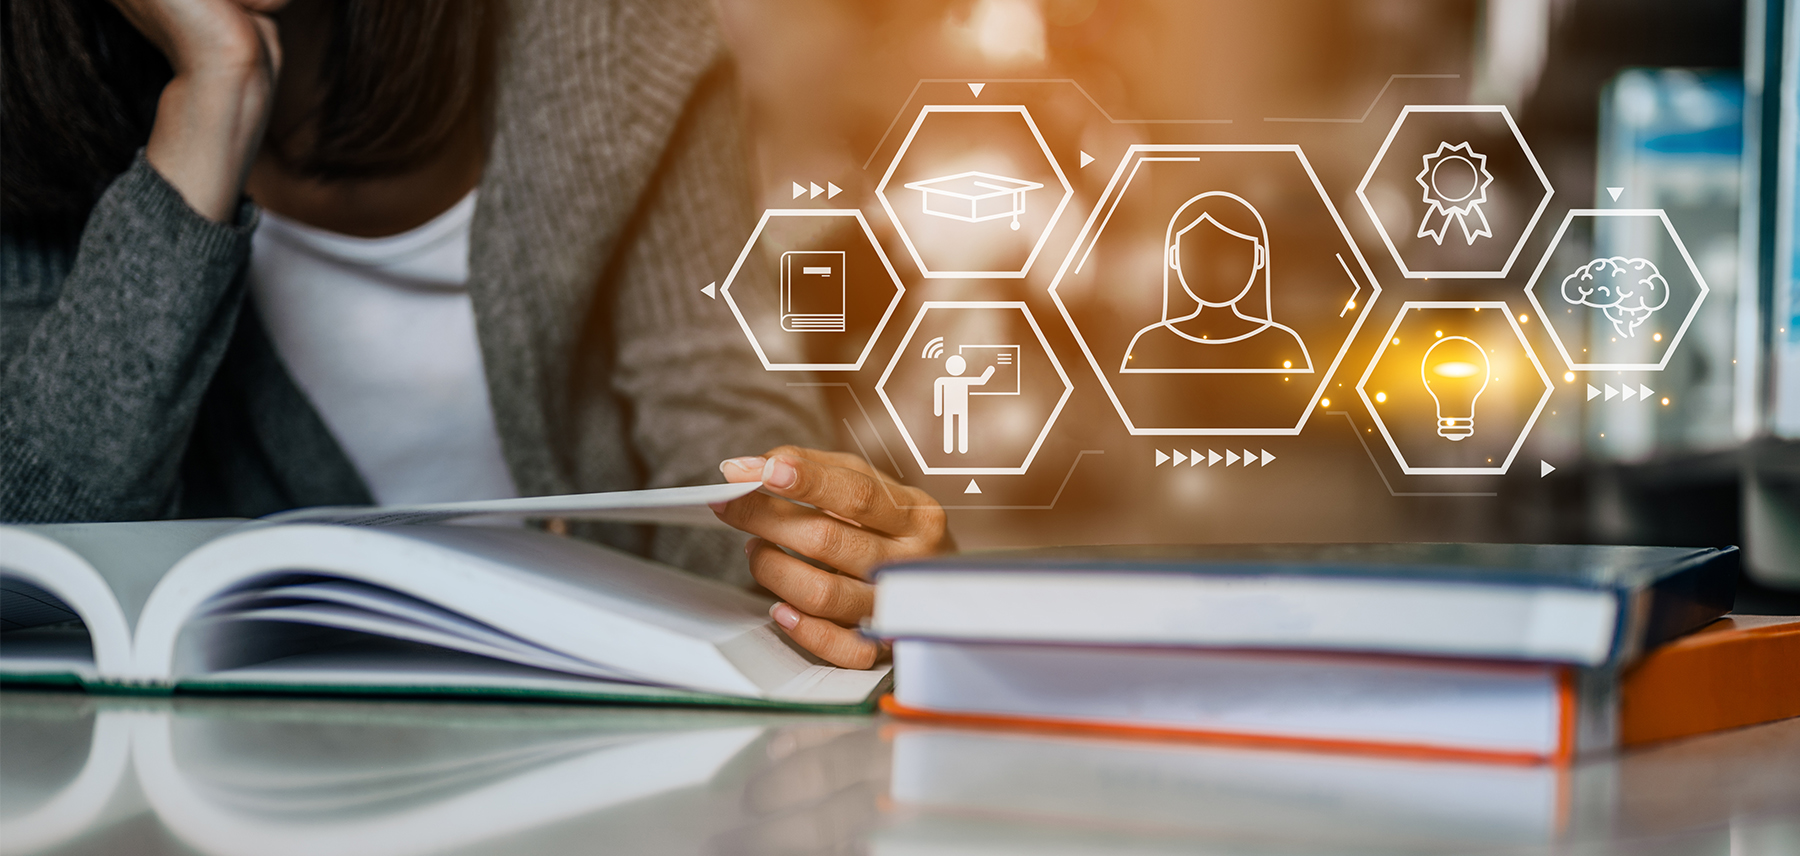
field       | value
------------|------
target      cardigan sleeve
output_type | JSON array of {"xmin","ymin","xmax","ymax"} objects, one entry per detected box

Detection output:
[
  {"xmin": 1, "ymin": 153, "xmax": 257, "ymax": 522},
  {"xmin": 603, "ymin": 60, "xmax": 831, "ymax": 579}
]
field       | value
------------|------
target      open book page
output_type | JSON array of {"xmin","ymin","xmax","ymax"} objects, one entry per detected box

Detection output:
[
  {"xmin": 2, "ymin": 521, "xmax": 245, "ymax": 635},
  {"xmin": 262, "ymin": 482, "xmax": 761, "ymax": 527},
  {"xmin": 1, "ymin": 521, "xmax": 246, "ymax": 679},
  {"xmin": 134, "ymin": 524, "xmax": 889, "ymax": 704}
]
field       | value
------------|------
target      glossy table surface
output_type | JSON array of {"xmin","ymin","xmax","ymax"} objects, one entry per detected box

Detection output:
[{"xmin": 1, "ymin": 689, "xmax": 1796, "ymax": 856}]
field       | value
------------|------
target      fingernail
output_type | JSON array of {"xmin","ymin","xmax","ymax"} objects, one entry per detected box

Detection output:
[
  {"xmin": 763, "ymin": 457, "xmax": 797, "ymax": 489},
  {"xmin": 743, "ymin": 537, "xmax": 759, "ymax": 555},
  {"xmin": 708, "ymin": 501, "xmax": 729, "ymax": 513},
  {"xmin": 770, "ymin": 602, "xmax": 801, "ymax": 629},
  {"xmin": 721, "ymin": 456, "xmax": 766, "ymax": 475}
]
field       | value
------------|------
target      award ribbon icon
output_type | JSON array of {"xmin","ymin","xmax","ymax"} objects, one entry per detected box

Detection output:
[{"xmin": 1415, "ymin": 141, "xmax": 1495, "ymax": 245}]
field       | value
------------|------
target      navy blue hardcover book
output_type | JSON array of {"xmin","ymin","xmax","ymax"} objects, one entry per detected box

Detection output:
[{"xmin": 869, "ymin": 543, "xmax": 1738, "ymax": 667}]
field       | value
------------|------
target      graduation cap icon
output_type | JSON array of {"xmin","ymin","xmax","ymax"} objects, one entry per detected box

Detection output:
[{"xmin": 904, "ymin": 170, "xmax": 1045, "ymax": 231}]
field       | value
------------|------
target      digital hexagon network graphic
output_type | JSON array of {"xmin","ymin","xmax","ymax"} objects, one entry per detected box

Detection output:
[
  {"xmin": 719, "ymin": 209, "xmax": 905, "ymax": 371},
  {"xmin": 1356, "ymin": 301, "xmax": 1553, "ymax": 475},
  {"xmin": 876, "ymin": 301, "xmax": 1073, "ymax": 475},
  {"xmin": 1048, "ymin": 145, "xmax": 1380, "ymax": 435},
  {"xmin": 1357, "ymin": 105, "xmax": 1554, "ymax": 279},
  {"xmin": 876, "ymin": 105, "xmax": 1073, "ymax": 279},
  {"xmin": 1522, "ymin": 209, "xmax": 1709, "ymax": 372}
]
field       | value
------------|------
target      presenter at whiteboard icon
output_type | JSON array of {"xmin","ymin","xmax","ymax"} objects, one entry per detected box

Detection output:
[
  {"xmin": 780, "ymin": 250, "xmax": 846, "ymax": 332},
  {"xmin": 927, "ymin": 342, "xmax": 1021, "ymax": 454},
  {"xmin": 1120, "ymin": 191, "xmax": 1312, "ymax": 374}
]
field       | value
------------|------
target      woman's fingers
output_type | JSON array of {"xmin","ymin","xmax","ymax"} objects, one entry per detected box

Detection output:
[
  {"xmin": 747, "ymin": 539, "xmax": 874, "ymax": 626},
  {"xmin": 769, "ymin": 603, "xmax": 884, "ymax": 670},
  {"xmin": 716, "ymin": 491, "xmax": 888, "ymax": 578},
  {"xmin": 758, "ymin": 450, "xmax": 916, "ymax": 536}
]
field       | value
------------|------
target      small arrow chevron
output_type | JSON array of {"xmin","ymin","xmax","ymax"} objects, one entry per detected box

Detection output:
[
  {"xmin": 1243, "ymin": 450, "xmax": 1256, "ymax": 466},
  {"xmin": 1208, "ymin": 450, "xmax": 1222, "ymax": 466},
  {"xmin": 1189, "ymin": 450, "xmax": 1202, "ymax": 467},
  {"xmin": 701, "ymin": 282, "xmax": 716, "ymax": 299},
  {"xmin": 809, "ymin": 182, "xmax": 824, "ymax": 199},
  {"xmin": 1587, "ymin": 384, "xmax": 1601, "ymax": 401},
  {"xmin": 1541, "ymin": 460, "xmax": 1556, "ymax": 477},
  {"xmin": 1261, "ymin": 450, "xmax": 1275, "ymax": 466},
  {"xmin": 1639, "ymin": 383, "xmax": 1653, "ymax": 399},
  {"xmin": 791, "ymin": 181, "xmax": 806, "ymax": 199},
  {"xmin": 1155, "ymin": 449, "xmax": 1169, "ymax": 466},
  {"xmin": 968, "ymin": 82, "xmax": 985, "ymax": 97},
  {"xmin": 1605, "ymin": 384, "xmax": 1618, "ymax": 401},
  {"xmin": 1226, "ymin": 450, "xmax": 1240, "ymax": 466},
  {"xmin": 1172, "ymin": 450, "xmax": 1187, "ymax": 466},
  {"xmin": 1079, "ymin": 151, "xmax": 1095, "ymax": 168},
  {"xmin": 964, "ymin": 479, "xmax": 982, "ymax": 494},
  {"xmin": 1622, "ymin": 384, "xmax": 1637, "ymax": 401},
  {"xmin": 1607, "ymin": 187, "xmax": 1623, "ymax": 201},
  {"xmin": 826, "ymin": 182, "xmax": 842, "ymax": 200}
]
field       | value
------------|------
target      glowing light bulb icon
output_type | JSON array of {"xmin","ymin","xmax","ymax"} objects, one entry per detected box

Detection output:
[{"xmin": 1421, "ymin": 336, "xmax": 1489, "ymax": 441}]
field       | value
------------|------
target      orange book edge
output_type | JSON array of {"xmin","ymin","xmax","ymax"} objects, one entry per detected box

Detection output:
[{"xmin": 879, "ymin": 684, "xmax": 1572, "ymax": 767}]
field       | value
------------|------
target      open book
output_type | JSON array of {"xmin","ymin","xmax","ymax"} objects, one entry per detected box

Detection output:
[{"xmin": 0, "ymin": 484, "xmax": 890, "ymax": 710}]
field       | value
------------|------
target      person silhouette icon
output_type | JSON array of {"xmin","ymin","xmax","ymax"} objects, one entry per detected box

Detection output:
[
  {"xmin": 934, "ymin": 354, "xmax": 994, "ymax": 454},
  {"xmin": 1121, "ymin": 191, "xmax": 1312, "ymax": 374}
]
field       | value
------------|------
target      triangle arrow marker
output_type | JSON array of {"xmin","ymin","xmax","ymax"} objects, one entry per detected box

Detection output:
[
  {"xmin": 1155, "ymin": 449, "xmax": 1170, "ymax": 467},
  {"xmin": 1208, "ymin": 450, "xmax": 1222, "ymax": 466},
  {"xmin": 1172, "ymin": 450, "xmax": 1187, "ymax": 466},
  {"xmin": 1189, "ymin": 450, "xmax": 1202, "ymax": 468},
  {"xmin": 1640, "ymin": 384, "xmax": 1654, "ymax": 400},
  {"xmin": 826, "ymin": 182, "xmax": 842, "ymax": 200},
  {"xmin": 809, "ymin": 182, "xmax": 824, "ymax": 199},
  {"xmin": 968, "ymin": 82, "xmax": 985, "ymax": 97},
  {"xmin": 1607, "ymin": 187, "xmax": 1623, "ymax": 201},
  {"xmin": 1244, "ymin": 450, "xmax": 1256, "ymax": 467},
  {"xmin": 1587, "ymin": 384, "xmax": 1601, "ymax": 401},
  {"xmin": 1226, "ymin": 450, "xmax": 1240, "ymax": 466},
  {"xmin": 791, "ymin": 181, "xmax": 806, "ymax": 199},
  {"xmin": 701, "ymin": 282, "xmax": 716, "ymax": 299},
  {"xmin": 1621, "ymin": 384, "xmax": 1637, "ymax": 401},
  {"xmin": 1079, "ymin": 151, "xmax": 1095, "ymax": 168},
  {"xmin": 1541, "ymin": 460, "xmax": 1556, "ymax": 477},
  {"xmin": 964, "ymin": 479, "xmax": 982, "ymax": 494},
  {"xmin": 1261, "ymin": 450, "xmax": 1275, "ymax": 466},
  {"xmin": 1605, "ymin": 384, "xmax": 1618, "ymax": 401}
]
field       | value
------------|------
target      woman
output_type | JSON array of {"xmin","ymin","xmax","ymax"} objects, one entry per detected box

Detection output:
[
  {"xmin": 1120, "ymin": 191, "xmax": 1312, "ymax": 374},
  {"xmin": 0, "ymin": 0, "xmax": 945, "ymax": 668}
]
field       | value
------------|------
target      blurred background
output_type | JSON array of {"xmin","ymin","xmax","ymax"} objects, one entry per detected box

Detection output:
[{"xmin": 712, "ymin": 0, "xmax": 1798, "ymax": 600}]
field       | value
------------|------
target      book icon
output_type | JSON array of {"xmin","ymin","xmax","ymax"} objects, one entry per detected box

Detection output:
[
  {"xmin": 780, "ymin": 250, "xmax": 846, "ymax": 332},
  {"xmin": 904, "ymin": 171, "xmax": 1045, "ymax": 231}
]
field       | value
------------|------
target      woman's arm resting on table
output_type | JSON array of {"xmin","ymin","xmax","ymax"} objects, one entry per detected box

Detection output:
[{"xmin": 713, "ymin": 446, "xmax": 954, "ymax": 669}]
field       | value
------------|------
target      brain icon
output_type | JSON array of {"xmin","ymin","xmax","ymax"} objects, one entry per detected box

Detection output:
[{"xmin": 1560, "ymin": 256, "xmax": 1670, "ymax": 338}]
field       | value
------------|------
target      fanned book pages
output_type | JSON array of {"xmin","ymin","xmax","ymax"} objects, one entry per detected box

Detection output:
[{"xmin": 0, "ymin": 483, "xmax": 890, "ymax": 711}]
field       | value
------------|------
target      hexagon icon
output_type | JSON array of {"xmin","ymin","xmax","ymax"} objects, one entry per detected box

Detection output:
[
  {"xmin": 876, "ymin": 302, "xmax": 1073, "ymax": 475},
  {"xmin": 1357, "ymin": 105, "xmax": 1554, "ymax": 279},
  {"xmin": 876, "ymin": 106, "xmax": 1074, "ymax": 279},
  {"xmin": 1523, "ymin": 209, "xmax": 1709, "ymax": 372},
  {"xmin": 719, "ymin": 209, "xmax": 904, "ymax": 371},
  {"xmin": 1356, "ymin": 301, "xmax": 1553, "ymax": 475},
  {"xmin": 1047, "ymin": 145, "xmax": 1380, "ymax": 435}
]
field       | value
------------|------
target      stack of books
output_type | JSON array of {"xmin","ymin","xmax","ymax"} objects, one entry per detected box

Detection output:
[{"xmin": 868, "ymin": 543, "xmax": 1800, "ymax": 761}]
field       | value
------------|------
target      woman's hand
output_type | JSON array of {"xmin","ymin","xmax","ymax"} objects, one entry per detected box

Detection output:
[
  {"xmin": 109, "ymin": 0, "xmax": 288, "ymax": 221},
  {"xmin": 714, "ymin": 447, "xmax": 954, "ymax": 669}
]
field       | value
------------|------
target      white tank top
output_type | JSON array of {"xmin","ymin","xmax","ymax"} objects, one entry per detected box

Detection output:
[{"xmin": 247, "ymin": 192, "xmax": 518, "ymax": 505}]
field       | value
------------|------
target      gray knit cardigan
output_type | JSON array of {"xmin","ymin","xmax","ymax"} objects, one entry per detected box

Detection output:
[{"xmin": 0, "ymin": 0, "xmax": 825, "ymax": 584}]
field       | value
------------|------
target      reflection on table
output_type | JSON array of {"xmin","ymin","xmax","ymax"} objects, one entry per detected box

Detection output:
[{"xmin": 1, "ymin": 690, "xmax": 1795, "ymax": 856}]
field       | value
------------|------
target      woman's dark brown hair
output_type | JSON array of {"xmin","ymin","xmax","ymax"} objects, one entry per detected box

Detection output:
[{"xmin": 1, "ymin": 0, "xmax": 494, "ymax": 231}]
